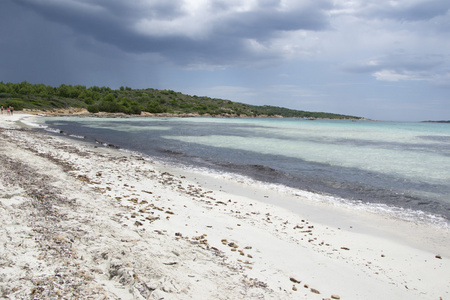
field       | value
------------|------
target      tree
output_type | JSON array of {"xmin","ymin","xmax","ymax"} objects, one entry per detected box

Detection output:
[{"xmin": 103, "ymin": 93, "xmax": 115, "ymax": 102}]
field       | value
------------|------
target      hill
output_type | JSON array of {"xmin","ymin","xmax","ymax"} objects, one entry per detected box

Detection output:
[{"xmin": 0, "ymin": 81, "xmax": 362, "ymax": 119}]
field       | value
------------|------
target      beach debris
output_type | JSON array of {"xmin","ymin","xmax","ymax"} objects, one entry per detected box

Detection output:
[
  {"xmin": 228, "ymin": 242, "xmax": 238, "ymax": 248},
  {"xmin": 242, "ymin": 276, "xmax": 268, "ymax": 288},
  {"xmin": 146, "ymin": 215, "xmax": 159, "ymax": 222},
  {"xmin": 77, "ymin": 174, "xmax": 91, "ymax": 183},
  {"xmin": 290, "ymin": 277, "xmax": 301, "ymax": 284}
]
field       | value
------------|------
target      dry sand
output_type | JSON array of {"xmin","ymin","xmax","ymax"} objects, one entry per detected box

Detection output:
[{"xmin": 0, "ymin": 113, "xmax": 449, "ymax": 299}]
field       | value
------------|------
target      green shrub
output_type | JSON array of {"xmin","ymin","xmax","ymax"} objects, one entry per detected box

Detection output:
[
  {"xmin": 87, "ymin": 105, "xmax": 99, "ymax": 113},
  {"xmin": 0, "ymin": 93, "xmax": 12, "ymax": 98}
]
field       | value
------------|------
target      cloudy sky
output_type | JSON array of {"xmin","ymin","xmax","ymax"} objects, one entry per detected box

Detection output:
[{"xmin": 1, "ymin": 0, "xmax": 449, "ymax": 121}]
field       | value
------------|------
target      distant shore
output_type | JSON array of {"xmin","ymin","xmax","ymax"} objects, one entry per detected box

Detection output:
[
  {"xmin": 22, "ymin": 108, "xmax": 376, "ymax": 121},
  {"xmin": 0, "ymin": 113, "xmax": 447, "ymax": 299},
  {"xmin": 422, "ymin": 120, "xmax": 450, "ymax": 123}
]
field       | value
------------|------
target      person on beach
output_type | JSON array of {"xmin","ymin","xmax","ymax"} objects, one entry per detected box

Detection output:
[
  {"xmin": 6, "ymin": 106, "xmax": 10, "ymax": 116},
  {"xmin": 1, "ymin": 106, "xmax": 3, "ymax": 115},
  {"xmin": 9, "ymin": 106, "xmax": 13, "ymax": 116}
]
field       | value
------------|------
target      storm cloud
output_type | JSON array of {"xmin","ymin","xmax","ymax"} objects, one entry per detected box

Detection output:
[{"xmin": 1, "ymin": 0, "xmax": 449, "ymax": 120}]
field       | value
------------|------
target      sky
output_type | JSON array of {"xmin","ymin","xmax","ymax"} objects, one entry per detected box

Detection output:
[{"xmin": 1, "ymin": 0, "xmax": 449, "ymax": 121}]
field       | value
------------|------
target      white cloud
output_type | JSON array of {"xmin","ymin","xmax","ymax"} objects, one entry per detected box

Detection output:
[{"xmin": 373, "ymin": 70, "xmax": 424, "ymax": 82}]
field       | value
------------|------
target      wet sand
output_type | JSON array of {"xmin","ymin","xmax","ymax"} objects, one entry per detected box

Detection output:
[{"xmin": 0, "ymin": 113, "xmax": 449, "ymax": 299}]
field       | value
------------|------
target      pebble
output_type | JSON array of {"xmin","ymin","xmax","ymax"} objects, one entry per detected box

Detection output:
[{"xmin": 331, "ymin": 295, "xmax": 341, "ymax": 299}]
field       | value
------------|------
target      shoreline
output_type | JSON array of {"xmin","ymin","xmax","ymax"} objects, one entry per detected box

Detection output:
[
  {"xmin": 22, "ymin": 108, "xmax": 376, "ymax": 121},
  {"xmin": 33, "ymin": 112, "xmax": 449, "ymax": 226},
  {"xmin": 0, "ymin": 113, "xmax": 449, "ymax": 299}
]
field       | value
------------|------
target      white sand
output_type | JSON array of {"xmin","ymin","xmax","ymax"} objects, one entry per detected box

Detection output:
[{"xmin": 0, "ymin": 113, "xmax": 449, "ymax": 299}]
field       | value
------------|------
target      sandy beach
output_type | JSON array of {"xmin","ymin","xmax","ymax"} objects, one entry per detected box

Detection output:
[{"xmin": 0, "ymin": 113, "xmax": 449, "ymax": 299}]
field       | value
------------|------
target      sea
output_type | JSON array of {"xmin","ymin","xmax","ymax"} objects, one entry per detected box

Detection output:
[{"xmin": 33, "ymin": 116, "xmax": 450, "ymax": 227}]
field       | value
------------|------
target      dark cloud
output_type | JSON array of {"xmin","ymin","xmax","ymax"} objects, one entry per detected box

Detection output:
[
  {"xmin": 11, "ymin": 0, "xmax": 331, "ymax": 66},
  {"xmin": 216, "ymin": 2, "xmax": 331, "ymax": 38},
  {"xmin": 1, "ymin": 0, "xmax": 449, "ymax": 121}
]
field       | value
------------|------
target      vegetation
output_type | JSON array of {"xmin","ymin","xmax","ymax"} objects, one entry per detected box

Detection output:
[{"xmin": 0, "ymin": 81, "xmax": 362, "ymax": 119}]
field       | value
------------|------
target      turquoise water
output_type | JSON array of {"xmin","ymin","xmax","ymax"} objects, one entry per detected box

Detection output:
[{"xmin": 37, "ymin": 117, "xmax": 450, "ymax": 224}]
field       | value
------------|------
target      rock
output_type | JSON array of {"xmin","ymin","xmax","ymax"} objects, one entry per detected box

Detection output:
[
  {"xmin": 311, "ymin": 288, "xmax": 320, "ymax": 294},
  {"xmin": 292, "ymin": 285, "xmax": 297, "ymax": 291},
  {"xmin": 331, "ymin": 295, "xmax": 341, "ymax": 299},
  {"xmin": 341, "ymin": 247, "xmax": 350, "ymax": 250},
  {"xmin": 435, "ymin": 254, "xmax": 442, "ymax": 259}
]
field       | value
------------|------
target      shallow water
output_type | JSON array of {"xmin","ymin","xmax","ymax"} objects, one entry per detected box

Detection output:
[{"xmin": 36, "ymin": 117, "xmax": 450, "ymax": 224}]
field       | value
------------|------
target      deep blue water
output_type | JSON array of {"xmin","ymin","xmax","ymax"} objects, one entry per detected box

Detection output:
[{"xmin": 36, "ymin": 117, "xmax": 450, "ymax": 224}]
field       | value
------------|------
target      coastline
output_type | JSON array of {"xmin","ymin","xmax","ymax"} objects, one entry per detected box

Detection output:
[
  {"xmin": 0, "ymin": 113, "xmax": 448, "ymax": 299},
  {"xmin": 22, "ymin": 108, "xmax": 376, "ymax": 120}
]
